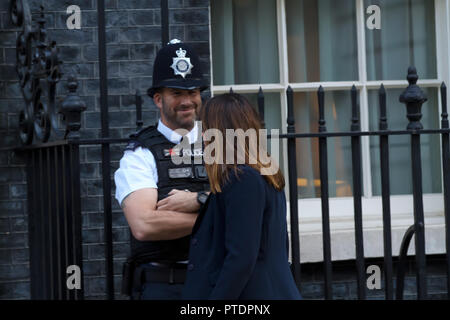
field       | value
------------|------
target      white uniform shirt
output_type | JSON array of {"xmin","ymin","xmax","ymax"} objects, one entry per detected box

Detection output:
[{"xmin": 114, "ymin": 120, "xmax": 200, "ymax": 206}]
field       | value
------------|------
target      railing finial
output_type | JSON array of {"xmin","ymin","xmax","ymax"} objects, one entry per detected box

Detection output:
[
  {"xmin": 135, "ymin": 89, "xmax": 143, "ymax": 130},
  {"xmin": 441, "ymin": 82, "xmax": 448, "ymax": 129},
  {"xmin": 379, "ymin": 84, "xmax": 388, "ymax": 131},
  {"xmin": 351, "ymin": 85, "xmax": 360, "ymax": 131},
  {"xmin": 318, "ymin": 86, "xmax": 326, "ymax": 132},
  {"xmin": 399, "ymin": 67, "xmax": 427, "ymax": 130},
  {"xmin": 59, "ymin": 74, "xmax": 86, "ymax": 139},
  {"xmin": 257, "ymin": 86, "xmax": 265, "ymax": 128},
  {"xmin": 407, "ymin": 66, "xmax": 418, "ymax": 85}
]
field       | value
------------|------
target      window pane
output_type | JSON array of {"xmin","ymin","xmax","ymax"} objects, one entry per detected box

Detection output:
[
  {"xmin": 211, "ymin": 0, "xmax": 279, "ymax": 85},
  {"xmin": 369, "ymin": 88, "xmax": 442, "ymax": 195},
  {"xmin": 294, "ymin": 91, "xmax": 354, "ymax": 198},
  {"xmin": 286, "ymin": 0, "xmax": 358, "ymax": 82},
  {"xmin": 241, "ymin": 93, "xmax": 282, "ymax": 132},
  {"xmin": 241, "ymin": 92, "xmax": 285, "ymax": 175},
  {"xmin": 365, "ymin": 0, "xmax": 437, "ymax": 80}
]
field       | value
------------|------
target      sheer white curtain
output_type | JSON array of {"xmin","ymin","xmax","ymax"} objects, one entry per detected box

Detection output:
[
  {"xmin": 211, "ymin": 0, "xmax": 442, "ymax": 198},
  {"xmin": 211, "ymin": 0, "xmax": 279, "ymax": 85},
  {"xmin": 243, "ymin": 93, "xmax": 284, "ymax": 173},
  {"xmin": 293, "ymin": 91, "xmax": 354, "ymax": 198},
  {"xmin": 369, "ymin": 88, "xmax": 442, "ymax": 195},
  {"xmin": 365, "ymin": 0, "xmax": 440, "ymax": 195},
  {"xmin": 365, "ymin": 0, "xmax": 437, "ymax": 80},
  {"xmin": 286, "ymin": 0, "xmax": 357, "ymax": 198},
  {"xmin": 286, "ymin": 0, "xmax": 358, "ymax": 82}
]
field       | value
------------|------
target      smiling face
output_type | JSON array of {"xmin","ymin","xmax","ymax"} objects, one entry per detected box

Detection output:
[{"xmin": 153, "ymin": 87, "xmax": 202, "ymax": 131}]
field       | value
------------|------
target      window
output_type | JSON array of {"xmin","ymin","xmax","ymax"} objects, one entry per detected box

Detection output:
[
  {"xmin": 210, "ymin": 0, "xmax": 448, "ymax": 217},
  {"xmin": 286, "ymin": 0, "xmax": 358, "ymax": 83},
  {"xmin": 211, "ymin": 0, "xmax": 279, "ymax": 85}
]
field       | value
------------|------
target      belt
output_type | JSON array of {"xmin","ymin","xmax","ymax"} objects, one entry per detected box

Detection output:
[
  {"xmin": 140, "ymin": 262, "xmax": 187, "ymax": 284},
  {"xmin": 147, "ymin": 261, "xmax": 188, "ymax": 269}
]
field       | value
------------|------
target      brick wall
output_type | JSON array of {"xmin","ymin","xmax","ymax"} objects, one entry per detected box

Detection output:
[
  {"xmin": 1, "ymin": 0, "xmax": 448, "ymax": 301},
  {"xmin": 0, "ymin": 0, "xmax": 30, "ymax": 300},
  {"xmin": 300, "ymin": 255, "xmax": 449, "ymax": 300},
  {"xmin": 0, "ymin": 0, "xmax": 210, "ymax": 299}
]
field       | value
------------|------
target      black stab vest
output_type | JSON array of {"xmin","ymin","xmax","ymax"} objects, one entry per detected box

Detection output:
[{"xmin": 126, "ymin": 125, "xmax": 209, "ymax": 261}]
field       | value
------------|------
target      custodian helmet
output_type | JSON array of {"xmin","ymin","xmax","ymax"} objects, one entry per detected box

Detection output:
[{"xmin": 147, "ymin": 39, "xmax": 208, "ymax": 97}]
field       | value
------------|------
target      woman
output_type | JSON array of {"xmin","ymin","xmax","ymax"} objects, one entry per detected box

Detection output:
[{"xmin": 182, "ymin": 93, "xmax": 301, "ymax": 300}]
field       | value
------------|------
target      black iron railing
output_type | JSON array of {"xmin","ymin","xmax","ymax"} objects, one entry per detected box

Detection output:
[
  {"xmin": 378, "ymin": 84, "xmax": 394, "ymax": 299},
  {"xmin": 8, "ymin": 0, "xmax": 450, "ymax": 301},
  {"xmin": 25, "ymin": 142, "xmax": 83, "ymax": 300},
  {"xmin": 8, "ymin": 0, "xmax": 167, "ymax": 300},
  {"xmin": 267, "ymin": 67, "xmax": 450, "ymax": 300}
]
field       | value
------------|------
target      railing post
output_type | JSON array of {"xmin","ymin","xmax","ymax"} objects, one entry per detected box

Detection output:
[
  {"xmin": 161, "ymin": 0, "xmax": 169, "ymax": 45},
  {"xmin": 350, "ymin": 85, "xmax": 366, "ymax": 299},
  {"xmin": 97, "ymin": 0, "xmax": 114, "ymax": 300},
  {"xmin": 317, "ymin": 86, "xmax": 333, "ymax": 299},
  {"xmin": 68, "ymin": 143, "xmax": 84, "ymax": 300},
  {"xmin": 378, "ymin": 84, "xmax": 394, "ymax": 299},
  {"xmin": 440, "ymin": 82, "xmax": 450, "ymax": 299},
  {"xmin": 399, "ymin": 66, "xmax": 427, "ymax": 299},
  {"xmin": 286, "ymin": 86, "xmax": 301, "ymax": 291},
  {"xmin": 27, "ymin": 150, "xmax": 43, "ymax": 299}
]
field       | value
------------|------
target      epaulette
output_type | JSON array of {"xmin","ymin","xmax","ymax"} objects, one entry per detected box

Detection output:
[
  {"xmin": 126, "ymin": 125, "xmax": 171, "ymax": 151},
  {"xmin": 128, "ymin": 125, "xmax": 158, "ymax": 140},
  {"xmin": 125, "ymin": 125, "xmax": 157, "ymax": 151},
  {"xmin": 124, "ymin": 140, "xmax": 143, "ymax": 151}
]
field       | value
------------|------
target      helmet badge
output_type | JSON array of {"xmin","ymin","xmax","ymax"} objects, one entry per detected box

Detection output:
[{"xmin": 171, "ymin": 48, "xmax": 194, "ymax": 79}]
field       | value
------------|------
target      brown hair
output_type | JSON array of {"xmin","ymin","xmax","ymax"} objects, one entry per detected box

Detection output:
[{"xmin": 199, "ymin": 93, "xmax": 285, "ymax": 193}]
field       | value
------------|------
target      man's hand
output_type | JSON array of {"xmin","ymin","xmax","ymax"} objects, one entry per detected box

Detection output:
[
  {"xmin": 121, "ymin": 188, "xmax": 198, "ymax": 241},
  {"xmin": 156, "ymin": 189, "xmax": 200, "ymax": 213}
]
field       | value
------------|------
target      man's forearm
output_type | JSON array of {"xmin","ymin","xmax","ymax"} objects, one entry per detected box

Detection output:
[
  {"xmin": 156, "ymin": 190, "xmax": 201, "ymax": 213},
  {"xmin": 134, "ymin": 209, "xmax": 198, "ymax": 241}
]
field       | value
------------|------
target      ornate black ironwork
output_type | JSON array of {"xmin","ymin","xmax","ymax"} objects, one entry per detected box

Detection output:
[
  {"xmin": 59, "ymin": 75, "xmax": 86, "ymax": 139},
  {"xmin": 10, "ymin": 0, "xmax": 65, "ymax": 144}
]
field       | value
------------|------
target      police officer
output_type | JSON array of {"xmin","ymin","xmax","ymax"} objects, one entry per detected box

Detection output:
[{"xmin": 114, "ymin": 39, "xmax": 210, "ymax": 300}]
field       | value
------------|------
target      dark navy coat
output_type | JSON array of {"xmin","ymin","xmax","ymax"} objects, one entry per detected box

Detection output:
[{"xmin": 182, "ymin": 165, "xmax": 301, "ymax": 300}]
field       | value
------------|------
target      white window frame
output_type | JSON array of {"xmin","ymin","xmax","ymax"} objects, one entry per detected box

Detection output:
[{"xmin": 208, "ymin": 0, "xmax": 449, "ymax": 261}]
